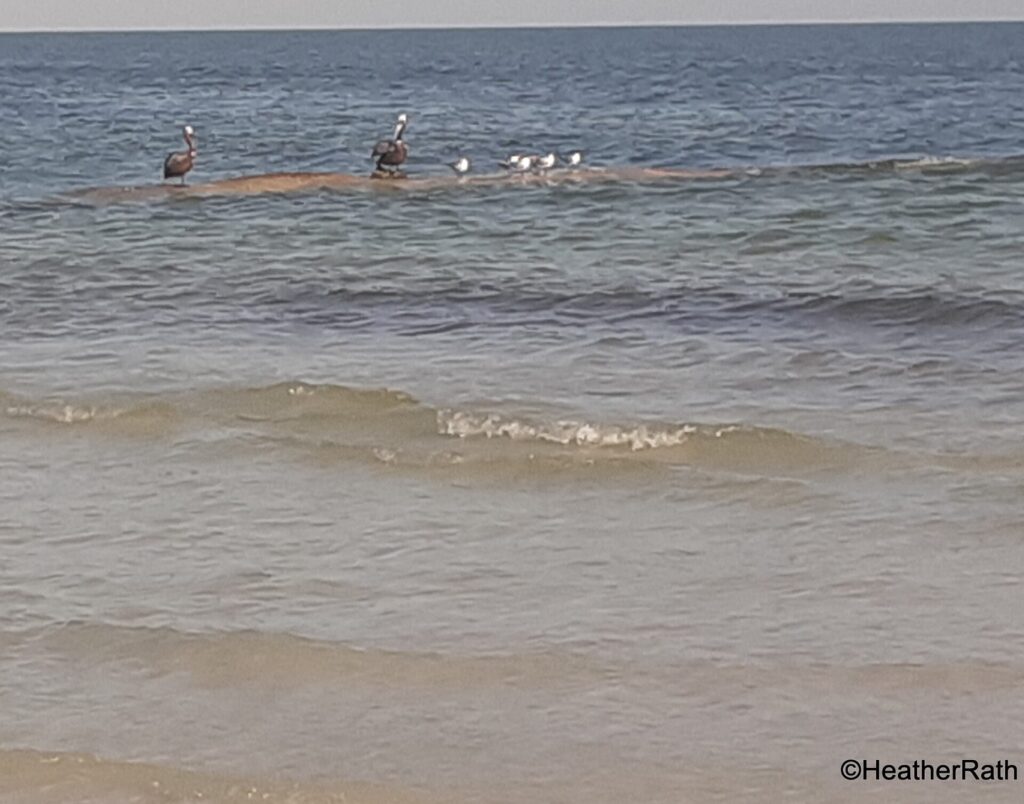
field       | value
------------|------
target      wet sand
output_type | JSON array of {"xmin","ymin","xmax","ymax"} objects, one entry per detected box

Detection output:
[{"xmin": 63, "ymin": 166, "xmax": 735, "ymax": 204}]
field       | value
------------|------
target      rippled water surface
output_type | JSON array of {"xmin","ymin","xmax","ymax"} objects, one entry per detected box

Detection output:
[{"xmin": 2, "ymin": 23, "xmax": 1024, "ymax": 804}]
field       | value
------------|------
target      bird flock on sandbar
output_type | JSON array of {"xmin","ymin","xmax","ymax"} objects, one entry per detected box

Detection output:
[{"xmin": 161, "ymin": 112, "xmax": 585, "ymax": 185}]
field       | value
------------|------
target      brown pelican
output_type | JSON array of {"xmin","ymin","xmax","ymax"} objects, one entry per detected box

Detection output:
[
  {"xmin": 449, "ymin": 156, "xmax": 471, "ymax": 175},
  {"xmin": 371, "ymin": 113, "xmax": 409, "ymax": 176},
  {"xmin": 163, "ymin": 125, "xmax": 197, "ymax": 185}
]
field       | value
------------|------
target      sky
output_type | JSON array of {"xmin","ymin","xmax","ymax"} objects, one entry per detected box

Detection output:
[{"xmin": 3, "ymin": 0, "xmax": 1024, "ymax": 31}]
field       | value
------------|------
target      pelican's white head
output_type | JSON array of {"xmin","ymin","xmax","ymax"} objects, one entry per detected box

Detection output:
[{"xmin": 393, "ymin": 113, "xmax": 409, "ymax": 140}]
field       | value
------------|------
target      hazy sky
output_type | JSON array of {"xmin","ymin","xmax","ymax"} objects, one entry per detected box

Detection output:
[{"xmin": 4, "ymin": 0, "xmax": 1024, "ymax": 31}]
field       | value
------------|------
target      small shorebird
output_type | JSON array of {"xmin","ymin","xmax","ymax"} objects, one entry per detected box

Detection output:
[
  {"xmin": 536, "ymin": 152, "xmax": 557, "ymax": 172},
  {"xmin": 371, "ymin": 113, "xmax": 409, "ymax": 176},
  {"xmin": 449, "ymin": 156, "xmax": 471, "ymax": 175},
  {"xmin": 163, "ymin": 124, "xmax": 197, "ymax": 185},
  {"xmin": 561, "ymin": 151, "xmax": 584, "ymax": 168},
  {"xmin": 513, "ymin": 155, "xmax": 535, "ymax": 173}
]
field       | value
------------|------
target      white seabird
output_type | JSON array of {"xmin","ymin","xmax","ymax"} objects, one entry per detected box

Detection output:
[
  {"xmin": 449, "ymin": 156, "xmax": 471, "ymax": 175},
  {"xmin": 536, "ymin": 152, "xmax": 557, "ymax": 172}
]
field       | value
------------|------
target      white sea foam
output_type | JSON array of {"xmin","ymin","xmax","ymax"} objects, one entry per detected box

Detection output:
[
  {"xmin": 438, "ymin": 410, "xmax": 698, "ymax": 451},
  {"xmin": 894, "ymin": 155, "xmax": 977, "ymax": 170},
  {"xmin": 4, "ymin": 403, "xmax": 118, "ymax": 424}
]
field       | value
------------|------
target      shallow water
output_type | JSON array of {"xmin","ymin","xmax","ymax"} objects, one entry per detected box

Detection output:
[{"xmin": 2, "ymin": 23, "xmax": 1024, "ymax": 803}]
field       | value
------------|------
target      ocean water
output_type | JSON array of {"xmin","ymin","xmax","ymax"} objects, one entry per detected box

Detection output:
[{"xmin": 2, "ymin": 22, "xmax": 1024, "ymax": 803}]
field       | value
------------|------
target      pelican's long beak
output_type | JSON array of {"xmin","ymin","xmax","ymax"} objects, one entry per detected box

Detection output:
[{"xmin": 393, "ymin": 113, "xmax": 408, "ymax": 140}]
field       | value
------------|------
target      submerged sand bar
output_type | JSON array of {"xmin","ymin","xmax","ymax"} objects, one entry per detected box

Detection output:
[
  {"xmin": 63, "ymin": 154, "xmax": 1012, "ymax": 205},
  {"xmin": 66, "ymin": 166, "xmax": 735, "ymax": 203}
]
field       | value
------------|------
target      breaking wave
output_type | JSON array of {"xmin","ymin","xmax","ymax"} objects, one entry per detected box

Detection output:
[
  {"xmin": 0, "ymin": 380, "xmax": 914, "ymax": 480},
  {"xmin": 439, "ymin": 410, "xmax": 704, "ymax": 451},
  {"xmin": 5, "ymin": 379, "xmax": 1021, "ymax": 478},
  {"xmin": 10, "ymin": 378, "xmax": 1021, "ymax": 479}
]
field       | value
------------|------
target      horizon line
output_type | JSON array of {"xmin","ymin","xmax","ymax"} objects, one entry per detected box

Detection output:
[{"xmin": 2, "ymin": 18, "xmax": 1024, "ymax": 34}]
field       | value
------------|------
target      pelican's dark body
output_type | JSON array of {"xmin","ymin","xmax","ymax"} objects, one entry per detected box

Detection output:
[
  {"xmin": 372, "ymin": 140, "xmax": 408, "ymax": 170},
  {"xmin": 163, "ymin": 151, "xmax": 194, "ymax": 182},
  {"xmin": 371, "ymin": 115, "xmax": 409, "ymax": 175},
  {"xmin": 163, "ymin": 126, "xmax": 197, "ymax": 185}
]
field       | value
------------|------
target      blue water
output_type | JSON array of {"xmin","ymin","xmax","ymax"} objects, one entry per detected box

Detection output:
[
  {"xmin": 2, "ymin": 25, "xmax": 1023, "ymax": 195},
  {"xmin": 2, "ymin": 24, "xmax": 1024, "ymax": 804}
]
